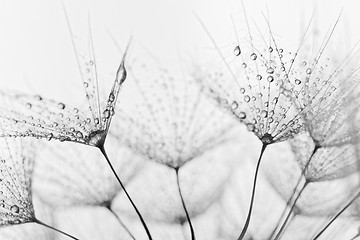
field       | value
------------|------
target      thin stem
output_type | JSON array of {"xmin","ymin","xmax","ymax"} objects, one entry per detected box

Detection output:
[
  {"xmin": 238, "ymin": 143, "xmax": 267, "ymax": 240},
  {"xmin": 273, "ymin": 182, "xmax": 308, "ymax": 240},
  {"xmin": 312, "ymin": 190, "xmax": 360, "ymax": 240},
  {"xmin": 268, "ymin": 176, "xmax": 303, "ymax": 240},
  {"xmin": 175, "ymin": 168, "xmax": 196, "ymax": 240},
  {"xmin": 34, "ymin": 218, "xmax": 79, "ymax": 240},
  {"xmin": 269, "ymin": 145, "xmax": 319, "ymax": 240},
  {"xmin": 99, "ymin": 146, "xmax": 153, "ymax": 240},
  {"xmin": 106, "ymin": 206, "xmax": 137, "ymax": 240}
]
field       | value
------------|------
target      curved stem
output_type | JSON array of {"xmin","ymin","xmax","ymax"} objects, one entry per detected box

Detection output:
[
  {"xmin": 273, "ymin": 182, "xmax": 308, "ymax": 240},
  {"xmin": 238, "ymin": 143, "xmax": 267, "ymax": 240},
  {"xmin": 106, "ymin": 206, "xmax": 137, "ymax": 240},
  {"xmin": 175, "ymin": 168, "xmax": 196, "ymax": 240},
  {"xmin": 268, "ymin": 176, "xmax": 303, "ymax": 240},
  {"xmin": 34, "ymin": 218, "xmax": 79, "ymax": 240},
  {"xmin": 99, "ymin": 146, "xmax": 152, "ymax": 240},
  {"xmin": 312, "ymin": 190, "xmax": 360, "ymax": 240}
]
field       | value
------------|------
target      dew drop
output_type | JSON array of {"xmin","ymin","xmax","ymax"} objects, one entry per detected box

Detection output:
[
  {"xmin": 10, "ymin": 205, "xmax": 19, "ymax": 214},
  {"xmin": 269, "ymin": 46, "xmax": 273, "ymax": 53},
  {"xmin": 267, "ymin": 76, "xmax": 274, "ymax": 82},
  {"xmin": 256, "ymin": 74, "xmax": 262, "ymax": 80},
  {"xmin": 306, "ymin": 68, "xmax": 312, "ymax": 74},
  {"xmin": 234, "ymin": 46, "xmax": 241, "ymax": 56},
  {"xmin": 244, "ymin": 95, "xmax": 251, "ymax": 102},
  {"xmin": 109, "ymin": 93, "xmax": 115, "ymax": 102},
  {"xmin": 240, "ymin": 88, "xmax": 246, "ymax": 94},
  {"xmin": 295, "ymin": 79, "xmax": 301, "ymax": 85},
  {"xmin": 25, "ymin": 103, "xmax": 32, "ymax": 109},
  {"xmin": 58, "ymin": 103, "xmax": 65, "ymax": 109},
  {"xmin": 250, "ymin": 53, "xmax": 257, "ymax": 60},
  {"xmin": 260, "ymin": 110, "xmax": 268, "ymax": 118},
  {"xmin": 239, "ymin": 112, "xmax": 246, "ymax": 119},
  {"xmin": 231, "ymin": 101, "xmax": 238, "ymax": 110},
  {"xmin": 267, "ymin": 68, "xmax": 274, "ymax": 74},
  {"xmin": 103, "ymin": 109, "xmax": 110, "ymax": 119},
  {"xmin": 76, "ymin": 131, "xmax": 83, "ymax": 138},
  {"xmin": 46, "ymin": 133, "xmax": 53, "ymax": 141}
]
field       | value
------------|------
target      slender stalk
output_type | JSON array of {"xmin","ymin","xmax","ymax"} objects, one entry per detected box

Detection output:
[
  {"xmin": 175, "ymin": 168, "xmax": 196, "ymax": 240},
  {"xmin": 269, "ymin": 146, "xmax": 319, "ymax": 240},
  {"xmin": 272, "ymin": 182, "xmax": 308, "ymax": 240},
  {"xmin": 106, "ymin": 206, "xmax": 136, "ymax": 240},
  {"xmin": 34, "ymin": 218, "xmax": 79, "ymax": 240},
  {"xmin": 268, "ymin": 176, "xmax": 303, "ymax": 240},
  {"xmin": 312, "ymin": 190, "xmax": 360, "ymax": 240},
  {"xmin": 238, "ymin": 143, "xmax": 267, "ymax": 240},
  {"xmin": 99, "ymin": 146, "xmax": 152, "ymax": 240}
]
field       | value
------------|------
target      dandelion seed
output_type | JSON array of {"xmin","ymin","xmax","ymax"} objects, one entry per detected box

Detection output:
[
  {"xmin": 0, "ymin": 6, "xmax": 152, "ymax": 239},
  {"xmin": 0, "ymin": 137, "xmax": 79, "ymax": 239},
  {"xmin": 110, "ymin": 50, "xmax": 237, "ymax": 240}
]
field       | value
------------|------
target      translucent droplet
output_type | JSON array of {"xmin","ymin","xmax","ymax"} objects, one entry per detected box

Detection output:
[
  {"xmin": 103, "ymin": 109, "xmax": 110, "ymax": 119},
  {"xmin": 260, "ymin": 110, "xmax": 268, "ymax": 118},
  {"xmin": 47, "ymin": 133, "xmax": 53, "ymax": 141},
  {"xmin": 244, "ymin": 95, "xmax": 251, "ymax": 102},
  {"xmin": 239, "ymin": 112, "xmax": 246, "ymax": 119},
  {"xmin": 84, "ymin": 82, "xmax": 89, "ymax": 88},
  {"xmin": 295, "ymin": 79, "xmax": 301, "ymax": 85},
  {"xmin": 250, "ymin": 53, "xmax": 257, "ymax": 60},
  {"xmin": 76, "ymin": 131, "xmax": 83, "ymax": 138},
  {"xmin": 267, "ymin": 76, "xmax": 274, "ymax": 82},
  {"xmin": 306, "ymin": 68, "xmax": 312, "ymax": 74},
  {"xmin": 231, "ymin": 101, "xmax": 238, "ymax": 110},
  {"xmin": 269, "ymin": 47, "xmax": 273, "ymax": 53},
  {"xmin": 10, "ymin": 205, "xmax": 19, "ymax": 214},
  {"xmin": 25, "ymin": 103, "xmax": 32, "ymax": 109},
  {"xmin": 109, "ymin": 93, "xmax": 115, "ymax": 102},
  {"xmin": 58, "ymin": 103, "xmax": 65, "ymax": 109},
  {"xmin": 302, "ymin": 61, "xmax": 307, "ymax": 66},
  {"xmin": 240, "ymin": 88, "xmax": 246, "ymax": 94},
  {"xmin": 267, "ymin": 68, "xmax": 274, "ymax": 74},
  {"xmin": 94, "ymin": 118, "xmax": 99, "ymax": 124},
  {"xmin": 234, "ymin": 46, "xmax": 241, "ymax": 56},
  {"xmin": 256, "ymin": 74, "xmax": 262, "ymax": 80},
  {"xmin": 242, "ymin": 63, "xmax": 247, "ymax": 68}
]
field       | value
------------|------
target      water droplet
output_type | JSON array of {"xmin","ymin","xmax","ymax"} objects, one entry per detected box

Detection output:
[
  {"xmin": 76, "ymin": 131, "xmax": 83, "ymax": 138},
  {"xmin": 10, "ymin": 205, "xmax": 19, "ymax": 214},
  {"xmin": 260, "ymin": 110, "xmax": 268, "ymax": 118},
  {"xmin": 239, "ymin": 112, "xmax": 246, "ymax": 119},
  {"xmin": 109, "ymin": 93, "xmax": 115, "ymax": 102},
  {"xmin": 295, "ymin": 79, "xmax": 301, "ymax": 85},
  {"xmin": 231, "ymin": 101, "xmax": 238, "ymax": 110},
  {"xmin": 58, "ymin": 103, "xmax": 65, "ymax": 109},
  {"xmin": 94, "ymin": 118, "xmax": 99, "ymax": 124},
  {"xmin": 89, "ymin": 61, "xmax": 94, "ymax": 65},
  {"xmin": 267, "ymin": 68, "xmax": 274, "ymax": 74},
  {"xmin": 267, "ymin": 76, "xmax": 274, "ymax": 82},
  {"xmin": 86, "ymin": 68, "xmax": 91, "ymax": 73},
  {"xmin": 103, "ymin": 109, "xmax": 110, "ymax": 119},
  {"xmin": 234, "ymin": 46, "xmax": 241, "ymax": 56},
  {"xmin": 25, "ymin": 103, "xmax": 32, "ymax": 109},
  {"xmin": 84, "ymin": 82, "xmax": 89, "ymax": 88},
  {"xmin": 250, "ymin": 53, "xmax": 257, "ymax": 60},
  {"xmin": 306, "ymin": 68, "xmax": 312, "ymax": 74},
  {"xmin": 302, "ymin": 61, "xmax": 307, "ymax": 66},
  {"xmin": 240, "ymin": 88, "xmax": 245, "ymax": 94},
  {"xmin": 244, "ymin": 95, "xmax": 251, "ymax": 102},
  {"xmin": 47, "ymin": 133, "xmax": 53, "ymax": 141},
  {"xmin": 269, "ymin": 47, "xmax": 273, "ymax": 52},
  {"xmin": 256, "ymin": 74, "xmax": 262, "ymax": 80},
  {"xmin": 35, "ymin": 95, "xmax": 43, "ymax": 101}
]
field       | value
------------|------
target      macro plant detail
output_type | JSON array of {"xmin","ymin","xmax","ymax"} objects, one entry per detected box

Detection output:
[{"xmin": 1, "ymin": 0, "xmax": 360, "ymax": 240}]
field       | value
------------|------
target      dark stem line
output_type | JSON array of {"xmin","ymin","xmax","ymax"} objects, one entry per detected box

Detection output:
[
  {"xmin": 269, "ymin": 146, "xmax": 319, "ymax": 240},
  {"xmin": 273, "ymin": 182, "xmax": 308, "ymax": 240},
  {"xmin": 268, "ymin": 177, "xmax": 303, "ymax": 240},
  {"xmin": 106, "ymin": 207, "xmax": 137, "ymax": 240},
  {"xmin": 34, "ymin": 218, "xmax": 79, "ymax": 240},
  {"xmin": 312, "ymin": 191, "xmax": 360, "ymax": 240},
  {"xmin": 238, "ymin": 143, "xmax": 267, "ymax": 240},
  {"xmin": 175, "ymin": 168, "xmax": 196, "ymax": 240},
  {"xmin": 99, "ymin": 146, "xmax": 153, "ymax": 240}
]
